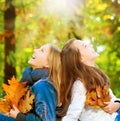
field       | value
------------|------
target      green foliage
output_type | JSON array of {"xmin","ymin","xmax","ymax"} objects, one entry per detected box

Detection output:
[
  {"xmin": 0, "ymin": 1, "xmax": 4, "ymax": 34},
  {"xmin": 83, "ymin": 0, "xmax": 120, "ymax": 97},
  {"xmin": 114, "ymin": 87, "xmax": 120, "ymax": 98},
  {"xmin": 0, "ymin": 0, "xmax": 120, "ymax": 97}
]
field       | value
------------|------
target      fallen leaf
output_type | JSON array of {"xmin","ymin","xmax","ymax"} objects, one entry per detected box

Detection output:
[
  {"xmin": 18, "ymin": 90, "xmax": 35, "ymax": 114},
  {"xmin": 0, "ymin": 76, "xmax": 34, "ymax": 114},
  {"xmin": 85, "ymin": 85, "xmax": 111, "ymax": 108}
]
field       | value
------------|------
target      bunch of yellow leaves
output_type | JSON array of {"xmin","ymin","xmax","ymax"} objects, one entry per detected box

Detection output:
[
  {"xmin": 85, "ymin": 85, "xmax": 111, "ymax": 108},
  {"xmin": 0, "ymin": 76, "xmax": 34, "ymax": 114}
]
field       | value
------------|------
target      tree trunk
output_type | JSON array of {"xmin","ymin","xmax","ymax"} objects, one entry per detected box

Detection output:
[{"xmin": 4, "ymin": 0, "xmax": 16, "ymax": 84}]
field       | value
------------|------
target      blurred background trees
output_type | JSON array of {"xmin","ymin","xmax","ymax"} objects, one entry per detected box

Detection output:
[{"xmin": 0, "ymin": 0, "xmax": 120, "ymax": 97}]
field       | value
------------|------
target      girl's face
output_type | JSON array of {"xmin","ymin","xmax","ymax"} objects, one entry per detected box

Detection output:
[
  {"xmin": 28, "ymin": 44, "xmax": 50, "ymax": 69},
  {"xmin": 73, "ymin": 40, "xmax": 99, "ymax": 65}
]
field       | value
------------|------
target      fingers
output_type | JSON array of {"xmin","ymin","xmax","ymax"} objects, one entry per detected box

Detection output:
[
  {"xmin": 104, "ymin": 102, "xmax": 110, "ymax": 105},
  {"xmin": 12, "ymin": 105, "xmax": 20, "ymax": 112},
  {"xmin": 5, "ymin": 112, "xmax": 10, "ymax": 117},
  {"xmin": 103, "ymin": 107, "xmax": 112, "ymax": 113},
  {"xmin": 12, "ymin": 105, "xmax": 17, "ymax": 110}
]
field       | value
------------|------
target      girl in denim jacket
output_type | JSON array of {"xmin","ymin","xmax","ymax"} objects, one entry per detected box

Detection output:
[{"xmin": 0, "ymin": 43, "xmax": 61, "ymax": 121}]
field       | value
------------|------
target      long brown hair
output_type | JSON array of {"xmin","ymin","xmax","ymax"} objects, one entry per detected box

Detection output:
[{"xmin": 59, "ymin": 39, "xmax": 110, "ymax": 116}]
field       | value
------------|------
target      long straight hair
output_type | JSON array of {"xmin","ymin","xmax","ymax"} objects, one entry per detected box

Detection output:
[
  {"xmin": 59, "ymin": 39, "xmax": 110, "ymax": 116},
  {"xmin": 47, "ymin": 44, "xmax": 61, "ymax": 105}
]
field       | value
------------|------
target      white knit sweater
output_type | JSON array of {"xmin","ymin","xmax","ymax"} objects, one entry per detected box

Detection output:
[{"xmin": 62, "ymin": 80, "xmax": 119, "ymax": 121}]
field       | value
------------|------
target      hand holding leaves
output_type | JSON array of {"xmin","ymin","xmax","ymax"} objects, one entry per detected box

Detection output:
[
  {"xmin": 85, "ymin": 85, "xmax": 111, "ymax": 108},
  {"xmin": 0, "ymin": 76, "xmax": 34, "ymax": 114}
]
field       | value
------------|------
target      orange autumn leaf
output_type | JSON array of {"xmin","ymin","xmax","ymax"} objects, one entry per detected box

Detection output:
[
  {"xmin": 85, "ymin": 85, "xmax": 111, "ymax": 108},
  {"xmin": 96, "ymin": 86, "xmax": 102, "ymax": 98},
  {"xmin": 102, "ymin": 85, "xmax": 111, "ymax": 102},
  {"xmin": 85, "ymin": 91, "xmax": 98, "ymax": 107},
  {"xmin": 96, "ymin": 86, "xmax": 105, "ymax": 107},
  {"xmin": 97, "ymin": 98, "xmax": 104, "ymax": 107},
  {"xmin": 18, "ymin": 90, "xmax": 35, "ymax": 114},
  {"xmin": 2, "ymin": 76, "xmax": 28, "ymax": 107},
  {"xmin": 0, "ymin": 76, "xmax": 34, "ymax": 114},
  {"xmin": 0, "ymin": 101, "xmax": 11, "ymax": 113}
]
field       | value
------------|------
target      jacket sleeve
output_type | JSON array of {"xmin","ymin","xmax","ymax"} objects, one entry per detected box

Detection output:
[
  {"xmin": 62, "ymin": 80, "xmax": 86, "ymax": 121},
  {"xmin": 16, "ymin": 113, "xmax": 26, "ymax": 121},
  {"xmin": 25, "ymin": 79, "xmax": 57, "ymax": 121}
]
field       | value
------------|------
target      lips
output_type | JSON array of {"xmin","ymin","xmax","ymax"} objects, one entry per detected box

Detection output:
[
  {"xmin": 32, "ymin": 57, "xmax": 35, "ymax": 59},
  {"xmin": 32, "ymin": 55, "xmax": 36, "ymax": 59}
]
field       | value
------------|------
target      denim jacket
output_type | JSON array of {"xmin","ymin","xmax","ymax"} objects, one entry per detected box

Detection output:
[
  {"xmin": 0, "ymin": 68, "xmax": 57, "ymax": 121},
  {"xmin": 16, "ymin": 78, "xmax": 57, "ymax": 121},
  {"xmin": 16, "ymin": 67, "xmax": 57, "ymax": 121},
  {"xmin": 20, "ymin": 67, "xmax": 48, "ymax": 86}
]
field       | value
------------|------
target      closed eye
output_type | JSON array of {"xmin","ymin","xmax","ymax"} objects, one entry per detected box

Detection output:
[
  {"xmin": 40, "ymin": 48, "xmax": 44, "ymax": 52},
  {"xmin": 83, "ymin": 44, "xmax": 87, "ymax": 48}
]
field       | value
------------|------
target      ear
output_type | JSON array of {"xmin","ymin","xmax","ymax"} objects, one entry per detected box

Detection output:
[{"xmin": 80, "ymin": 56, "xmax": 88, "ymax": 65}]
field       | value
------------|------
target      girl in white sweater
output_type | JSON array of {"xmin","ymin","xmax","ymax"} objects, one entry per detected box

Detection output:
[{"xmin": 58, "ymin": 39, "xmax": 120, "ymax": 121}]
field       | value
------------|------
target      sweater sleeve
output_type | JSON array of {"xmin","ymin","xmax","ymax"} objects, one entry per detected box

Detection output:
[{"xmin": 62, "ymin": 80, "xmax": 86, "ymax": 121}]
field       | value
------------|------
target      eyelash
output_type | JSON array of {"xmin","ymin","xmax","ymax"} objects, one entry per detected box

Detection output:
[{"xmin": 40, "ymin": 49, "xmax": 44, "ymax": 52}]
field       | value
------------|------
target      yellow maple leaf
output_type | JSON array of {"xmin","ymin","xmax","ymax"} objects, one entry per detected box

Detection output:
[{"xmin": 18, "ymin": 90, "xmax": 35, "ymax": 114}]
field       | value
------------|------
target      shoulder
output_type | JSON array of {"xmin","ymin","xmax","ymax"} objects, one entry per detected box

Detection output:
[
  {"xmin": 71, "ymin": 79, "xmax": 86, "ymax": 99},
  {"xmin": 22, "ymin": 67, "xmax": 32, "ymax": 72},
  {"xmin": 62, "ymin": 80, "xmax": 86, "ymax": 120},
  {"xmin": 72, "ymin": 79, "xmax": 86, "ymax": 96},
  {"xmin": 32, "ymin": 78, "xmax": 56, "ymax": 91},
  {"xmin": 72, "ymin": 79, "xmax": 86, "ymax": 91}
]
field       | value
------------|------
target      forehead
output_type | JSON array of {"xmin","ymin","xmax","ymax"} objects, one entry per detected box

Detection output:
[
  {"xmin": 40, "ymin": 44, "xmax": 50, "ymax": 50},
  {"xmin": 73, "ymin": 40, "xmax": 83, "ymax": 48}
]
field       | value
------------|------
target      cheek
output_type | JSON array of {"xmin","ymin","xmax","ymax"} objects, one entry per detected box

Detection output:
[
  {"xmin": 28, "ymin": 58, "xmax": 34, "ymax": 65},
  {"xmin": 36, "ymin": 56, "xmax": 48, "ymax": 67},
  {"xmin": 81, "ymin": 52, "xmax": 91, "ymax": 61}
]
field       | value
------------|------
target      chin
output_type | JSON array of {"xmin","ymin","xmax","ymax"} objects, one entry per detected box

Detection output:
[
  {"xmin": 94, "ymin": 52, "xmax": 99, "ymax": 57},
  {"xmin": 28, "ymin": 59, "xmax": 34, "ymax": 65},
  {"xmin": 96, "ymin": 53, "xmax": 99, "ymax": 57},
  {"xmin": 28, "ymin": 60, "xmax": 31, "ymax": 64}
]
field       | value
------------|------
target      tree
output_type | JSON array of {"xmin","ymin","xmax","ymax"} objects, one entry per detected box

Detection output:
[{"xmin": 4, "ymin": 0, "xmax": 16, "ymax": 84}]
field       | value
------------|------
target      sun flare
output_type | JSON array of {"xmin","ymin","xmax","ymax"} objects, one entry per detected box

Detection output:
[{"xmin": 41, "ymin": 0, "xmax": 82, "ymax": 18}]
